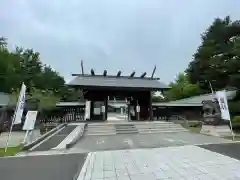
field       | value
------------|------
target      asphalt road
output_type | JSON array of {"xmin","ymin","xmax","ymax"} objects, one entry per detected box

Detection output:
[
  {"xmin": 199, "ymin": 143, "xmax": 240, "ymax": 161},
  {"xmin": 0, "ymin": 153, "xmax": 87, "ymax": 180},
  {"xmin": 32, "ymin": 125, "xmax": 77, "ymax": 151},
  {"xmin": 73, "ymin": 131, "xmax": 231, "ymax": 153}
]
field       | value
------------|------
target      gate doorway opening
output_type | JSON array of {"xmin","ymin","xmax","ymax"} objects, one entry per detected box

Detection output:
[{"xmin": 67, "ymin": 69, "xmax": 169, "ymax": 121}]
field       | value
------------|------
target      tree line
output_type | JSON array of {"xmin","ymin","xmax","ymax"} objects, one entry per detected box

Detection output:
[
  {"xmin": 0, "ymin": 37, "xmax": 81, "ymax": 110},
  {"xmin": 1, "ymin": 15, "xmax": 240, "ymax": 110},
  {"xmin": 166, "ymin": 16, "xmax": 240, "ymax": 102}
]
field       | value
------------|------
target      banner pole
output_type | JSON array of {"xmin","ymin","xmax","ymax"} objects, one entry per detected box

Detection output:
[
  {"xmin": 229, "ymin": 119, "xmax": 235, "ymax": 141},
  {"xmin": 4, "ymin": 97, "xmax": 20, "ymax": 153},
  {"xmin": 22, "ymin": 130, "xmax": 29, "ymax": 144},
  {"xmin": 5, "ymin": 83, "xmax": 25, "ymax": 152},
  {"xmin": 4, "ymin": 114, "xmax": 16, "ymax": 152}
]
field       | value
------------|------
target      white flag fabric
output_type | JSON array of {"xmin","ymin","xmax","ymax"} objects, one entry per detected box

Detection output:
[
  {"xmin": 13, "ymin": 83, "xmax": 26, "ymax": 124},
  {"xmin": 216, "ymin": 90, "xmax": 231, "ymax": 121}
]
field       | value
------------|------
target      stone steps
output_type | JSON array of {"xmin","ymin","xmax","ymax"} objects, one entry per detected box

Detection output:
[{"xmin": 84, "ymin": 121, "xmax": 188, "ymax": 135}]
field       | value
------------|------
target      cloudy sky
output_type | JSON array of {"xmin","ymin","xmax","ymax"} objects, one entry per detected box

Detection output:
[{"xmin": 1, "ymin": 0, "xmax": 240, "ymax": 84}]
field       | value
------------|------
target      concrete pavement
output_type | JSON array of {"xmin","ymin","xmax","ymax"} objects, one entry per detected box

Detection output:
[
  {"xmin": 0, "ymin": 153, "xmax": 87, "ymax": 180},
  {"xmin": 1, "ymin": 120, "xmax": 239, "ymax": 180},
  {"xmin": 72, "ymin": 131, "xmax": 231, "ymax": 153},
  {"xmin": 0, "ymin": 130, "xmax": 41, "ymax": 148},
  {"xmin": 31, "ymin": 125, "xmax": 77, "ymax": 151}
]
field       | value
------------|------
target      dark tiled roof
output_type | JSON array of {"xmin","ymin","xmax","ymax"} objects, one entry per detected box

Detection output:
[
  {"xmin": 67, "ymin": 75, "xmax": 169, "ymax": 90},
  {"xmin": 167, "ymin": 90, "xmax": 237, "ymax": 104},
  {"xmin": 153, "ymin": 90, "xmax": 237, "ymax": 107}
]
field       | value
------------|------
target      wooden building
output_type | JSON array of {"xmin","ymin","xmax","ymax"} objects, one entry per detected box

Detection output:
[{"xmin": 67, "ymin": 70, "xmax": 169, "ymax": 121}]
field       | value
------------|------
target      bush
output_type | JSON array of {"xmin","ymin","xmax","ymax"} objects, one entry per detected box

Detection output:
[
  {"xmin": 233, "ymin": 116, "xmax": 240, "ymax": 123},
  {"xmin": 188, "ymin": 121, "xmax": 202, "ymax": 127}
]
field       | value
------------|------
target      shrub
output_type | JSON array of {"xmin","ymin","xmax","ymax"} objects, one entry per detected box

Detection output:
[
  {"xmin": 188, "ymin": 121, "xmax": 202, "ymax": 127},
  {"xmin": 233, "ymin": 116, "xmax": 240, "ymax": 123}
]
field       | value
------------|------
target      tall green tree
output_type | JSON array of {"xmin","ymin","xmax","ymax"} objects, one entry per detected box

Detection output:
[
  {"xmin": 186, "ymin": 16, "xmax": 240, "ymax": 92},
  {"xmin": 165, "ymin": 73, "xmax": 201, "ymax": 101},
  {"xmin": 0, "ymin": 37, "xmax": 69, "ymax": 109},
  {"xmin": 0, "ymin": 38, "xmax": 65, "ymax": 94}
]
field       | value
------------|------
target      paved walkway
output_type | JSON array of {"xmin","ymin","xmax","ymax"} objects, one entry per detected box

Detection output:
[
  {"xmin": 31, "ymin": 125, "xmax": 77, "ymax": 151},
  {"xmin": 73, "ymin": 132, "xmax": 231, "ymax": 153},
  {"xmin": 78, "ymin": 145, "xmax": 240, "ymax": 180},
  {"xmin": 0, "ymin": 130, "xmax": 41, "ymax": 148}
]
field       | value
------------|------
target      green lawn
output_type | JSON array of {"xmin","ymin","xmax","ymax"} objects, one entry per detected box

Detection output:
[
  {"xmin": 0, "ymin": 145, "xmax": 23, "ymax": 157},
  {"xmin": 177, "ymin": 121, "xmax": 202, "ymax": 133},
  {"xmin": 224, "ymin": 135, "xmax": 240, "ymax": 141},
  {"xmin": 186, "ymin": 126, "xmax": 201, "ymax": 133}
]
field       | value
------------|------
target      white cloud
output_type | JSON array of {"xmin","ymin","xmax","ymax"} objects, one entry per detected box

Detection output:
[{"xmin": 1, "ymin": 0, "xmax": 240, "ymax": 83}]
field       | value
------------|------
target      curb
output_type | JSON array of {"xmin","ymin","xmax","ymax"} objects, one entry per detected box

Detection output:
[
  {"xmin": 22, "ymin": 123, "xmax": 67, "ymax": 151},
  {"xmin": 66, "ymin": 124, "xmax": 86, "ymax": 149},
  {"xmin": 73, "ymin": 152, "xmax": 93, "ymax": 180}
]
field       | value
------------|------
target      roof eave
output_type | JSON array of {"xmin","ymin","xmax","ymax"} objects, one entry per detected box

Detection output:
[{"xmin": 66, "ymin": 84, "xmax": 169, "ymax": 91}]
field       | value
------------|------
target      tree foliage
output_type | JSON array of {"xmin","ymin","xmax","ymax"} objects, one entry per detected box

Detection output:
[
  {"xmin": 186, "ymin": 16, "xmax": 240, "ymax": 92},
  {"xmin": 165, "ymin": 73, "xmax": 201, "ymax": 101},
  {"xmin": 0, "ymin": 37, "xmax": 81, "ymax": 109},
  {"xmin": 0, "ymin": 39, "xmax": 65, "ymax": 93}
]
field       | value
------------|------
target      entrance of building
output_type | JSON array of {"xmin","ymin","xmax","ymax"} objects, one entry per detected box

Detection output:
[{"xmin": 67, "ymin": 69, "xmax": 169, "ymax": 121}]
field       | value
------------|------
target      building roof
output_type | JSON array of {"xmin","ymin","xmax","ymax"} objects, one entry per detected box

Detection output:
[
  {"xmin": 67, "ymin": 74, "xmax": 169, "ymax": 90},
  {"xmin": 153, "ymin": 90, "xmax": 237, "ymax": 107},
  {"xmin": 0, "ymin": 93, "xmax": 10, "ymax": 106},
  {"xmin": 168, "ymin": 90, "xmax": 237, "ymax": 104}
]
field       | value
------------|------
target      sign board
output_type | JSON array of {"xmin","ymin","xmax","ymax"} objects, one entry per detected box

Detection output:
[
  {"xmin": 94, "ymin": 108, "xmax": 101, "ymax": 115},
  {"xmin": 215, "ymin": 90, "xmax": 231, "ymax": 121},
  {"xmin": 22, "ymin": 111, "xmax": 38, "ymax": 130},
  {"xmin": 101, "ymin": 106, "xmax": 105, "ymax": 113},
  {"xmin": 136, "ymin": 106, "xmax": 140, "ymax": 112},
  {"xmin": 84, "ymin": 101, "xmax": 91, "ymax": 120}
]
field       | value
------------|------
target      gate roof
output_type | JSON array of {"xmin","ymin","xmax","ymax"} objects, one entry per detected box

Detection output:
[{"xmin": 67, "ymin": 73, "xmax": 169, "ymax": 91}]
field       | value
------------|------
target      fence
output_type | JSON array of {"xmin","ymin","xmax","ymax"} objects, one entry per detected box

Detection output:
[{"xmin": 0, "ymin": 106, "xmax": 85, "ymax": 132}]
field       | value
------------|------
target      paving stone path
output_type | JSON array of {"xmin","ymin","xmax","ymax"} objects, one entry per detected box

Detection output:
[{"xmin": 78, "ymin": 145, "xmax": 240, "ymax": 180}]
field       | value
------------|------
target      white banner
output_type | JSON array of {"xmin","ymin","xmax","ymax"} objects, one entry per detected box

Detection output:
[
  {"xmin": 216, "ymin": 90, "xmax": 231, "ymax": 121},
  {"xmin": 84, "ymin": 101, "xmax": 91, "ymax": 120},
  {"xmin": 101, "ymin": 105, "xmax": 105, "ymax": 113},
  {"xmin": 136, "ymin": 105, "xmax": 140, "ymax": 113},
  {"xmin": 23, "ymin": 111, "xmax": 38, "ymax": 130},
  {"xmin": 13, "ymin": 83, "xmax": 26, "ymax": 124}
]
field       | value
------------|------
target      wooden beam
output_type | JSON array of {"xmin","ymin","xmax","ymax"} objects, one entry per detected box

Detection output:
[
  {"xmin": 130, "ymin": 71, "xmax": 135, "ymax": 77},
  {"xmin": 103, "ymin": 70, "xmax": 107, "ymax": 76},
  {"xmin": 81, "ymin": 60, "xmax": 84, "ymax": 75},
  {"xmin": 117, "ymin": 71, "xmax": 121, "ymax": 77},
  {"xmin": 151, "ymin": 65, "xmax": 156, "ymax": 79},
  {"xmin": 140, "ymin": 72, "xmax": 147, "ymax": 78},
  {"xmin": 71, "ymin": 73, "xmax": 160, "ymax": 80},
  {"xmin": 91, "ymin": 69, "xmax": 95, "ymax": 75}
]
